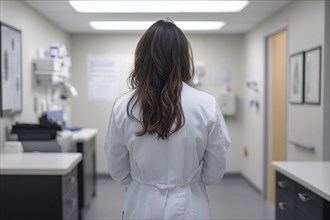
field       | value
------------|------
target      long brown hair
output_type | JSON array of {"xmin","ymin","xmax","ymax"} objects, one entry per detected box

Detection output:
[{"xmin": 127, "ymin": 19, "xmax": 194, "ymax": 139}]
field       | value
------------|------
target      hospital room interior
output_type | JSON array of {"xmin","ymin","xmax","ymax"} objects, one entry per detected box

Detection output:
[{"xmin": 0, "ymin": 0, "xmax": 329, "ymax": 219}]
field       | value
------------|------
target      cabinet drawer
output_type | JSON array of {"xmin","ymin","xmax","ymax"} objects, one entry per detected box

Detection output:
[
  {"xmin": 62, "ymin": 167, "xmax": 78, "ymax": 197},
  {"xmin": 63, "ymin": 183, "xmax": 78, "ymax": 220},
  {"xmin": 296, "ymin": 184, "xmax": 323, "ymax": 219},
  {"xmin": 276, "ymin": 192, "xmax": 295, "ymax": 220},
  {"xmin": 276, "ymin": 172, "xmax": 295, "ymax": 200}
]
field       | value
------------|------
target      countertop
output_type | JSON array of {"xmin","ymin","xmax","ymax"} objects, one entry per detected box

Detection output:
[
  {"xmin": 0, "ymin": 152, "xmax": 82, "ymax": 175},
  {"xmin": 272, "ymin": 161, "xmax": 330, "ymax": 201},
  {"xmin": 71, "ymin": 128, "xmax": 97, "ymax": 142}
]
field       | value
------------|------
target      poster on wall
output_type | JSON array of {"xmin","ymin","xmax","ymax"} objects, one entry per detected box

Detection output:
[
  {"xmin": 304, "ymin": 46, "xmax": 321, "ymax": 105},
  {"xmin": 87, "ymin": 54, "xmax": 133, "ymax": 101},
  {"xmin": 289, "ymin": 52, "xmax": 304, "ymax": 104},
  {"xmin": 0, "ymin": 22, "xmax": 22, "ymax": 117},
  {"xmin": 88, "ymin": 55, "xmax": 118, "ymax": 101}
]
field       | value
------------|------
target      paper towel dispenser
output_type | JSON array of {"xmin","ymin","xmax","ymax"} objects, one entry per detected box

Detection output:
[{"xmin": 219, "ymin": 93, "xmax": 236, "ymax": 116}]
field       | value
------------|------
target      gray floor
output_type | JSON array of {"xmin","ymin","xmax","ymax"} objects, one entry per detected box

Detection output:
[{"xmin": 83, "ymin": 176, "xmax": 274, "ymax": 220}]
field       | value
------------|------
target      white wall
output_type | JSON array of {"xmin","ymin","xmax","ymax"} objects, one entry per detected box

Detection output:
[
  {"xmin": 0, "ymin": 1, "xmax": 70, "ymax": 147},
  {"xmin": 70, "ymin": 34, "xmax": 138, "ymax": 174},
  {"xmin": 70, "ymin": 34, "xmax": 244, "ymax": 174},
  {"xmin": 242, "ymin": 0, "xmax": 325, "ymax": 191},
  {"xmin": 188, "ymin": 34, "xmax": 244, "ymax": 173},
  {"xmin": 325, "ymin": 0, "xmax": 330, "ymax": 161}
]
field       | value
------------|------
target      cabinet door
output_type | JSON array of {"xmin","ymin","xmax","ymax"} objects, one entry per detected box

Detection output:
[
  {"xmin": 295, "ymin": 206, "xmax": 317, "ymax": 220},
  {"xmin": 276, "ymin": 172, "xmax": 295, "ymax": 199},
  {"xmin": 296, "ymin": 184, "xmax": 323, "ymax": 220},
  {"xmin": 0, "ymin": 175, "xmax": 62, "ymax": 219},
  {"xmin": 83, "ymin": 140, "xmax": 94, "ymax": 207},
  {"xmin": 63, "ymin": 183, "xmax": 79, "ymax": 220},
  {"xmin": 62, "ymin": 167, "xmax": 78, "ymax": 197},
  {"xmin": 276, "ymin": 192, "xmax": 295, "ymax": 220}
]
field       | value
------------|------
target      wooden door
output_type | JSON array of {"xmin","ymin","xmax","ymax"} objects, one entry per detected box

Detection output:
[{"xmin": 268, "ymin": 30, "xmax": 287, "ymax": 204}]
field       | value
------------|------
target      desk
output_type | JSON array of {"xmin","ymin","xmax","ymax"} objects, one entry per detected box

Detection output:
[{"xmin": 0, "ymin": 153, "xmax": 82, "ymax": 220}]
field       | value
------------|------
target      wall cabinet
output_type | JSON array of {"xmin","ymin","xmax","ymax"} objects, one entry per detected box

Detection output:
[
  {"xmin": 276, "ymin": 172, "xmax": 330, "ymax": 220},
  {"xmin": 0, "ymin": 167, "xmax": 79, "ymax": 220}
]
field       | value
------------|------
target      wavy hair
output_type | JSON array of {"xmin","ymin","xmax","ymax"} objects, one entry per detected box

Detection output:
[{"xmin": 127, "ymin": 19, "xmax": 194, "ymax": 139}]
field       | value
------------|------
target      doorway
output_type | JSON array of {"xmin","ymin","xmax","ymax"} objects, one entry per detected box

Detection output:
[{"xmin": 265, "ymin": 29, "xmax": 288, "ymax": 204}]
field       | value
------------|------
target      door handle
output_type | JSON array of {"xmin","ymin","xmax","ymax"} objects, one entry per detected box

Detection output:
[
  {"xmin": 277, "ymin": 181, "xmax": 289, "ymax": 188},
  {"xmin": 298, "ymin": 193, "xmax": 312, "ymax": 202},
  {"xmin": 278, "ymin": 202, "xmax": 288, "ymax": 210}
]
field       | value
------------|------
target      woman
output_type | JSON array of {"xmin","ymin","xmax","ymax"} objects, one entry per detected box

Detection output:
[{"xmin": 105, "ymin": 19, "xmax": 230, "ymax": 219}]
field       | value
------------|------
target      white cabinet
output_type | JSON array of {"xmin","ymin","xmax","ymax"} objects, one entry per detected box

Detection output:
[{"xmin": 34, "ymin": 57, "xmax": 71, "ymax": 85}]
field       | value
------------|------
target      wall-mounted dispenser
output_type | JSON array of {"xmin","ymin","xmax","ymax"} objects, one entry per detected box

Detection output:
[{"xmin": 219, "ymin": 92, "xmax": 236, "ymax": 116}]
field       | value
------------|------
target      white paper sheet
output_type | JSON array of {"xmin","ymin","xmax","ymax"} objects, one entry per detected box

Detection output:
[{"xmin": 87, "ymin": 54, "xmax": 132, "ymax": 101}]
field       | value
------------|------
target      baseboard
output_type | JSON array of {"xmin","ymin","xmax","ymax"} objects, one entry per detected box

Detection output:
[{"xmin": 223, "ymin": 172, "xmax": 242, "ymax": 178}]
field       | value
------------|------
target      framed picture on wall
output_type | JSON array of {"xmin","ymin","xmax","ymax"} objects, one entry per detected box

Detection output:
[
  {"xmin": 0, "ymin": 22, "xmax": 22, "ymax": 117},
  {"xmin": 289, "ymin": 52, "xmax": 304, "ymax": 104},
  {"xmin": 304, "ymin": 46, "xmax": 321, "ymax": 105}
]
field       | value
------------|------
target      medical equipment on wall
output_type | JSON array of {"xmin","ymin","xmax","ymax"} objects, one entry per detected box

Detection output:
[
  {"xmin": 246, "ymin": 80, "xmax": 259, "ymax": 92},
  {"xmin": 245, "ymin": 80, "xmax": 259, "ymax": 111},
  {"xmin": 61, "ymin": 81, "xmax": 78, "ymax": 99},
  {"xmin": 34, "ymin": 57, "xmax": 71, "ymax": 85},
  {"xmin": 34, "ymin": 43, "xmax": 71, "ymax": 85},
  {"xmin": 219, "ymin": 92, "xmax": 236, "ymax": 116},
  {"xmin": 33, "ymin": 44, "xmax": 77, "ymax": 125}
]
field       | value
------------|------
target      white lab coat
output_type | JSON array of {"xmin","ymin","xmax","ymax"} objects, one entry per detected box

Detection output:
[{"xmin": 105, "ymin": 82, "xmax": 230, "ymax": 219}]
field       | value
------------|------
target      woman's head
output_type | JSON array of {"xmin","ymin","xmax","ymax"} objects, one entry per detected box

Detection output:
[
  {"xmin": 127, "ymin": 19, "xmax": 194, "ymax": 139},
  {"xmin": 130, "ymin": 19, "xmax": 194, "ymax": 88}
]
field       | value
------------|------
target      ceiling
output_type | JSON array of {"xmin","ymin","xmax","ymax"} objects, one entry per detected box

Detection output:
[{"xmin": 25, "ymin": 0, "xmax": 292, "ymax": 34}]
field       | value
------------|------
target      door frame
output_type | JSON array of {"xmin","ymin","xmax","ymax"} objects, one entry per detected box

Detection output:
[
  {"xmin": 324, "ymin": 0, "xmax": 330, "ymax": 161},
  {"xmin": 262, "ymin": 23, "xmax": 288, "ymax": 199}
]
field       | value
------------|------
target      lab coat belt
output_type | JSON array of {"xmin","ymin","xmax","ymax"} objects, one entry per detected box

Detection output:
[
  {"xmin": 131, "ymin": 176, "xmax": 201, "ymax": 190},
  {"xmin": 131, "ymin": 163, "xmax": 203, "ymax": 190},
  {"xmin": 132, "ymin": 177, "xmax": 199, "ymax": 212},
  {"xmin": 133, "ymin": 177, "xmax": 201, "ymax": 190}
]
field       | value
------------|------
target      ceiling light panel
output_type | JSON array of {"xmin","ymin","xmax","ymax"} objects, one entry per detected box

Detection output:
[
  {"xmin": 90, "ymin": 21, "xmax": 225, "ymax": 31},
  {"xmin": 70, "ymin": 1, "xmax": 249, "ymax": 13}
]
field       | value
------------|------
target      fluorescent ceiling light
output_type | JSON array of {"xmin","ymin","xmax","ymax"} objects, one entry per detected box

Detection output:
[
  {"xmin": 90, "ymin": 21, "xmax": 225, "ymax": 31},
  {"xmin": 70, "ymin": 1, "xmax": 249, "ymax": 13}
]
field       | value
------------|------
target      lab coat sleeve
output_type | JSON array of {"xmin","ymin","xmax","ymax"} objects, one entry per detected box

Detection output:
[
  {"xmin": 104, "ymin": 105, "xmax": 132, "ymax": 185},
  {"xmin": 201, "ymin": 100, "xmax": 231, "ymax": 186}
]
